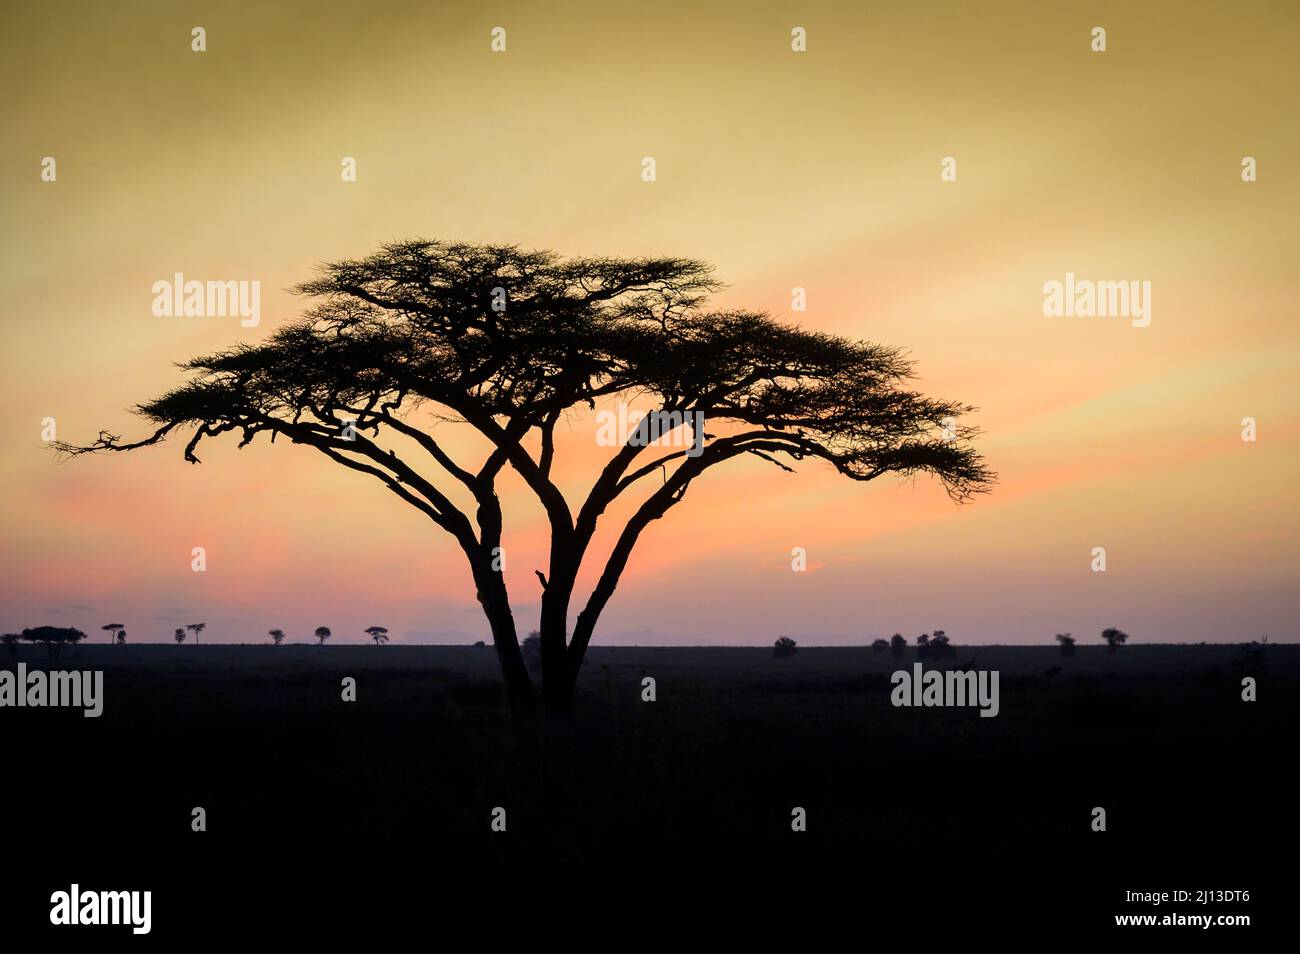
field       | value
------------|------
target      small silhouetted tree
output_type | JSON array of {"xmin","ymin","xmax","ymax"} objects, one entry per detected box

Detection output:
[
  {"xmin": 187, "ymin": 622, "xmax": 206, "ymax": 645},
  {"xmin": 1101, "ymin": 627, "xmax": 1128, "ymax": 653},
  {"xmin": 116, "ymin": 630, "xmax": 126, "ymax": 645},
  {"xmin": 773, "ymin": 636, "xmax": 798, "ymax": 658},
  {"xmin": 314, "ymin": 626, "xmax": 331, "ymax": 646},
  {"xmin": 521, "ymin": 630, "xmax": 542, "ymax": 673},
  {"xmin": 365, "ymin": 626, "xmax": 390, "ymax": 646},
  {"xmin": 21, "ymin": 626, "xmax": 86, "ymax": 659},
  {"xmin": 101, "ymin": 623, "xmax": 125, "ymax": 644},
  {"xmin": 915, "ymin": 633, "xmax": 931, "ymax": 658},
  {"xmin": 174, "ymin": 628, "xmax": 186, "ymax": 644},
  {"xmin": 1055, "ymin": 633, "xmax": 1075, "ymax": 656},
  {"xmin": 55, "ymin": 240, "xmax": 994, "ymax": 714},
  {"xmin": 871, "ymin": 638, "xmax": 889, "ymax": 653},
  {"xmin": 269, "ymin": 629, "xmax": 285, "ymax": 646},
  {"xmin": 929, "ymin": 630, "xmax": 954, "ymax": 659},
  {"xmin": 890, "ymin": 633, "xmax": 907, "ymax": 658}
]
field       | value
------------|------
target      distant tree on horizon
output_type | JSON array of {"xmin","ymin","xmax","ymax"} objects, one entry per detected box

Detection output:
[
  {"xmin": 314, "ymin": 626, "xmax": 331, "ymax": 646},
  {"xmin": 116, "ymin": 630, "xmax": 126, "ymax": 645},
  {"xmin": 1101, "ymin": 627, "xmax": 1128, "ymax": 653},
  {"xmin": 521, "ymin": 630, "xmax": 542, "ymax": 673},
  {"xmin": 871, "ymin": 638, "xmax": 889, "ymax": 653},
  {"xmin": 890, "ymin": 634, "xmax": 907, "ymax": 658},
  {"xmin": 101, "ymin": 623, "xmax": 125, "ymax": 645},
  {"xmin": 21, "ymin": 626, "xmax": 86, "ymax": 659},
  {"xmin": 365, "ymin": 626, "xmax": 390, "ymax": 646},
  {"xmin": 1055, "ymin": 633, "xmax": 1076, "ymax": 656},
  {"xmin": 269, "ymin": 629, "xmax": 285, "ymax": 646},
  {"xmin": 773, "ymin": 636, "xmax": 798, "ymax": 658},
  {"xmin": 927, "ymin": 630, "xmax": 955, "ymax": 659},
  {"xmin": 186, "ymin": 622, "xmax": 206, "ymax": 645},
  {"xmin": 55, "ymin": 239, "xmax": 994, "ymax": 714},
  {"xmin": 174, "ymin": 628, "xmax": 186, "ymax": 644}
]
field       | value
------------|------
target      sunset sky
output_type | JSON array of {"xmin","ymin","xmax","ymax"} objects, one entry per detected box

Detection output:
[{"xmin": 2, "ymin": 0, "xmax": 1296, "ymax": 645}]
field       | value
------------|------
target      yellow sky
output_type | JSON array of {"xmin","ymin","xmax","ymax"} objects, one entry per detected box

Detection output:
[{"xmin": 2, "ymin": 0, "xmax": 1297, "ymax": 644}]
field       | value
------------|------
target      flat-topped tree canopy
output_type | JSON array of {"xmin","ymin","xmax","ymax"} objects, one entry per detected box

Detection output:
[
  {"xmin": 20, "ymin": 626, "xmax": 86, "ymax": 658},
  {"xmin": 56, "ymin": 239, "xmax": 994, "ymax": 713}
]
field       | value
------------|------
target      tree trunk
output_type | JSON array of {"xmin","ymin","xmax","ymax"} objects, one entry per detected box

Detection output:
[
  {"xmin": 538, "ymin": 616, "xmax": 573, "ymax": 714},
  {"xmin": 538, "ymin": 563, "xmax": 578, "ymax": 715},
  {"xmin": 542, "ymin": 650, "xmax": 576, "ymax": 714},
  {"xmin": 474, "ymin": 564, "xmax": 536, "ymax": 715}
]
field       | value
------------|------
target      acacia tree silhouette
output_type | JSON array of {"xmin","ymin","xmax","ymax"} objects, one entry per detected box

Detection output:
[
  {"xmin": 56, "ymin": 240, "xmax": 993, "ymax": 714},
  {"xmin": 21, "ymin": 626, "xmax": 85, "ymax": 659}
]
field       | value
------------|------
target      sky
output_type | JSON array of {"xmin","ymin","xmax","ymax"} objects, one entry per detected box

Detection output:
[{"xmin": 1, "ymin": 0, "xmax": 1297, "ymax": 645}]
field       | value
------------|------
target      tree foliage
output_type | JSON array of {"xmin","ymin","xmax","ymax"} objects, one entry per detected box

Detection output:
[{"xmin": 1101, "ymin": 627, "xmax": 1129, "ymax": 653}]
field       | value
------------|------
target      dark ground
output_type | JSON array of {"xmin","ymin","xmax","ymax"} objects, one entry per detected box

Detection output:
[{"xmin": 2, "ymin": 643, "xmax": 1292, "ymax": 942}]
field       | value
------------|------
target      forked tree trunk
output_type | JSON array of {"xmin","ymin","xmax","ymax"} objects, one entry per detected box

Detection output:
[{"xmin": 478, "ymin": 550, "xmax": 589, "ymax": 717}]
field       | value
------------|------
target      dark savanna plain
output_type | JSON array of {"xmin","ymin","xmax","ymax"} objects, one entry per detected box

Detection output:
[{"xmin": 6, "ymin": 640, "xmax": 1291, "ymax": 938}]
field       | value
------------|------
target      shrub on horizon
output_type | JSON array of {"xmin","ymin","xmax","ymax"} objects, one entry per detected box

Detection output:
[
  {"xmin": 928, "ymin": 631, "xmax": 956, "ymax": 659},
  {"xmin": 521, "ymin": 631, "xmax": 542, "ymax": 673},
  {"xmin": 773, "ymin": 636, "xmax": 798, "ymax": 658}
]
